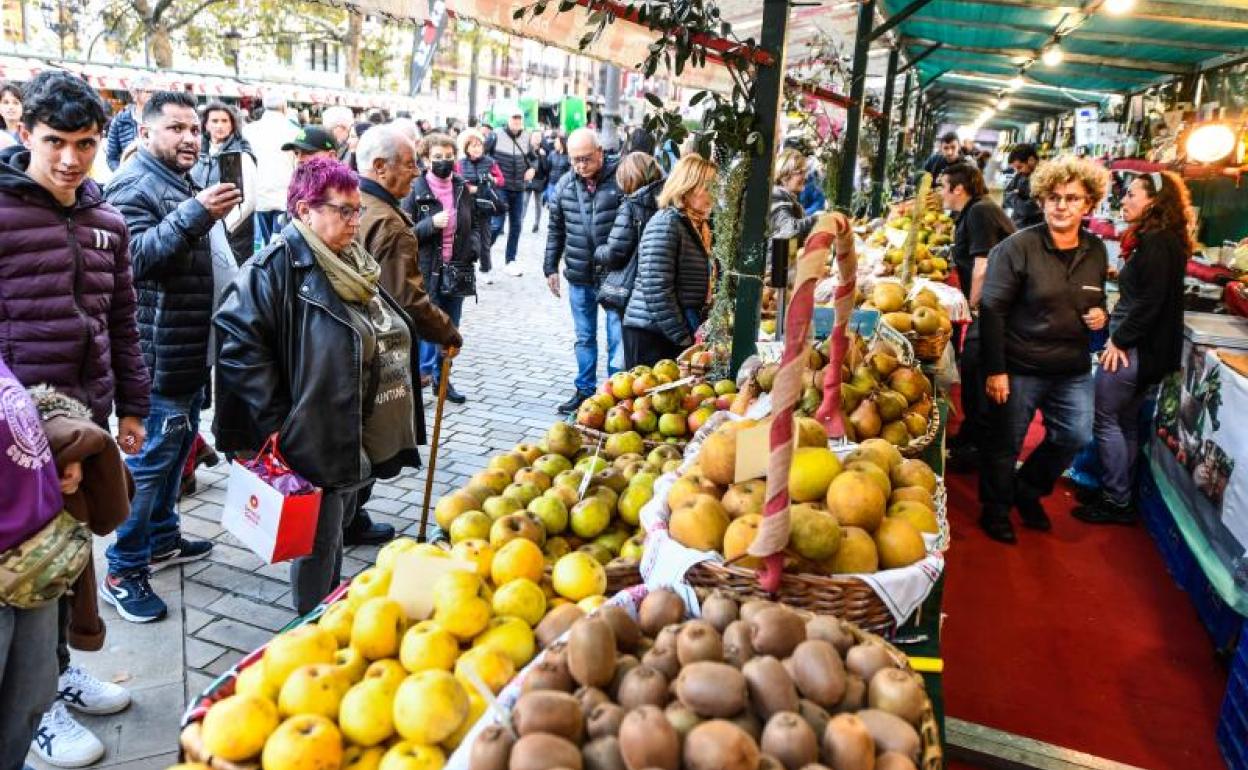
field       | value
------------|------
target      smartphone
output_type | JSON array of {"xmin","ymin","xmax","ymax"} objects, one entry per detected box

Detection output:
[{"xmin": 218, "ymin": 151, "xmax": 244, "ymax": 199}]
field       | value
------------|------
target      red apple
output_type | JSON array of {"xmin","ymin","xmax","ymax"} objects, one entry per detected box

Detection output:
[
  {"xmin": 715, "ymin": 395, "xmax": 733, "ymax": 411},
  {"xmin": 681, "ymin": 394, "xmax": 702, "ymax": 413},
  {"xmin": 687, "ymin": 406, "xmax": 716, "ymax": 434},
  {"xmin": 631, "ymin": 410, "xmax": 658, "ymax": 434},
  {"xmin": 633, "ymin": 395, "xmax": 652, "ymax": 413},
  {"xmin": 577, "ymin": 401, "xmax": 606, "ymax": 429},
  {"xmin": 632, "ymin": 372, "xmax": 659, "ymax": 397}
]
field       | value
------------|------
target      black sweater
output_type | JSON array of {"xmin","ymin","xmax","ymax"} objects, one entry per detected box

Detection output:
[{"xmin": 1110, "ymin": 228, "xmax": 1188, "ymax": 388}]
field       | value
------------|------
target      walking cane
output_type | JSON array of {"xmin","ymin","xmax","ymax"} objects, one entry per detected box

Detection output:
[{"xmin": 419, "ymin": 352, "xmax": 454, "ymax": 541}]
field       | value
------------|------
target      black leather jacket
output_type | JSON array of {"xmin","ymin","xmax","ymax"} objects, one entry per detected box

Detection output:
[
  {"xmin": 104, "ymin": 149, "xmax": 214, "ymax": 398},
  {"xmin": 212, "ymin": 224, "xmax": 424, "ymax": 489}
]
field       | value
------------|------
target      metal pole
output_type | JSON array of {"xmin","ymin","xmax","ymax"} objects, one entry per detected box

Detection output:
[
  {"xmin": 600, "ymin": 62, "xmax": 621, "ymax": 151},
  {"xmin": 729, "ymin": 0, "xmax": 788, "ymax": 375},
  {"xmin": 836, "ymin": 0, "xmax": 875, "ymax": 212},
  {"xmin": 897, "ymin": 70, "xmax": 914, "ymax": 159},
  {"xmin": 869, "ymin": 46, "xmax": 900, "ymax": 217}
]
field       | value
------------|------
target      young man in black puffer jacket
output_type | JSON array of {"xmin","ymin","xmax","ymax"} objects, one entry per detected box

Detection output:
[{"xmin": 543, "ymin": 128, "xmax": 623, "ymax": 414}]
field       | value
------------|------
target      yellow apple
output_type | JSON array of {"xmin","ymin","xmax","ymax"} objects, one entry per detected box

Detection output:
[
  {"xmin": 490, "ymin": 578, "xmax": 546, "ymax": 627},
  {"xmin": 432, "ymin": 570, "xmax": 482, "ymax": 607},
  {"xmin": 379, "ymin": 742, "xmax": 445, "ymax": 770},
  {"xmin": 318, "ymin": 602, "xmax": 355, "ymax": 648},
  {"xmin": 338, "ymin": 678, "xmax": 396, "ymax": 747},
  {"xmin": 578, "ymin": 595, "xmax": 607, "ymax": 613},
  {"xmin": 233, "ymin": 661, "xmax": 279, "ymax": 702},
  {"xmin": 200, "ymin": 694, "xmax": 278, "ymax": 762},
  {"xmin": 261, "ymin": 714, "xmax": 342, "ymax": 770},
  {"xmin": 363, "ymin": 659, "xmax": 407, "ymax": 693},
  {"xmin": 277, "ymin": 663, "xmax": 346, "ymax": 719},
  {"xmin": 399, "ymin": 625, "xmax": 459, "ymax": 673},
  {"xmin": 453, "ymin": 645, "xmax": 515, "ymax": 694},
  {"xmin": 551, "ymin": 551, "xmax": 607, "ymax": 601},
  {"xmin": 376, "ymin": 537, "xmax": 420, "ymax": 572},
  {"xmin": 351, "ymin": 598, "xmax": 407, "ymax": 660},
  {"xmin": 490, "ymin": 538, "xmax": 545, "ymax": 586},
  {"xmin": 263, "ymin": 625, "xmax": 337, "ymax": 691},
  {"xmin": 449, "ymin": 539, "xmax": 494, "ymax": 579},
  {"xmin": 342, "ymin": 745, "xmax": 385, "ymax": 770},
  {"xmin": 392, "ymin": 670, "xmax": 469, "ymax": 745},
  {"xmin": 433, "ymin": 596, "xmax": 490, "ymax": 641},
  {"xmin": 471, "ymin": 616, "xmax": 536, "ymax": 668},
  {"xmin": 347, "ymin": 567, "xmax": 392, "ymax": 608}
]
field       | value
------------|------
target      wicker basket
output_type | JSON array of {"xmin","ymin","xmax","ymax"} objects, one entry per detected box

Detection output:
[
  {"xmin": 899, "ymin": 400, "xmax": 941, "ymax": 459},
  {"xmin": 572, "ymin": 422, "xmax": 688, "ymax": 453},
  {"xmin": 677, "ymin": 344, "xmax": 712, "ymax": 380},
  {"xmin": 906, "ymin": 328, "xmax": 952, "ymax": 362}
]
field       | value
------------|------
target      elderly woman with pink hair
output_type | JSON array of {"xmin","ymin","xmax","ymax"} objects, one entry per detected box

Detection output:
[{"xmin": 213, "ymin": 157, "xmax": 424, "ymax": 613}]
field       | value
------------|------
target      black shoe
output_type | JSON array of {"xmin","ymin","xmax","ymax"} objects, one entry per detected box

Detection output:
[
  {"xmin": 434, "ymin": 380, "xmax": 467, "ymax": 405},
  {"xmin": 557, "ymin": 390, "xmax": 594, "ymax": 415},
  {"xmin": 345, "ymin": 512, "xmax": 397, "ymax": 546},
  {"xmin": 1072, "ymin": 484, "xmax": 1100, "ymax": 505},
  {"xmin": 150, "ymin": 537, "xmax": 214, "ymax": 571},
  {"xmin": 979, "ymin": 512, "xmax": 1017, "ymax": 544},
  {"xmin": 1015, "ymin": 494, "xmax": 1052, "ymax": 531},
  {"xmin": 1073, "ymin": 495, "xmax": 1137, "ymax": 526},
  {"xmin": 946, "ymin": 445, "xmax": 980, "ymax": 475}
]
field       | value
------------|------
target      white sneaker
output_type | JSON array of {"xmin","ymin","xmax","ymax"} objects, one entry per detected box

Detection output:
[
  {"xmin": 57, "ymin": 665, "xmax": 131, "ymax": 715},
  {"xmin": 30, "ymin": 702, "xmax": 105, "ymax": 768},
  {"xmin": 505, "ymin": 262, "xmax": 524, "ymax": 277}
]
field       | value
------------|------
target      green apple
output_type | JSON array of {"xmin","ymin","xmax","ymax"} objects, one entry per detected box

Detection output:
[
  {"xmin": 448, "ymin": 510, "xmax": 491, "ymax": 544},
  {"xmin": 482, "ymin": 495, "xmax": 522, "ymax": 521},
  {"xmin": 527, "ymin": 494, "xmax": 569, "ymax": 535},
  {"xmin": 570, "ymin": 497, "xmax": 612, "ymax": 539},
  {"xmin": 502, "ymin": 482, "xmax": 541, "ymax": 508},
  {"xmin": 534, "ymin": 453, "xmax": 573, "ymax": 478}
]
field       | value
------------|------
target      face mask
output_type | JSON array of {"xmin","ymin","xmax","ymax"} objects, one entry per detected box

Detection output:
[{"xmin": 431, "ymin": 159, "xmax": 454, "ymax": 179}]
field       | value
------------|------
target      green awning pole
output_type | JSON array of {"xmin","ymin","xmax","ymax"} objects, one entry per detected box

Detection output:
[
  {"xmin": 728, "ymin": 0, "xmax": 789, "ymax": 375},
  {"xmin": 897, "ymin": 71, "xmax": 914, "ymax": 162},
  {"xmin": 836, "ymin": 0, "xmax": 876, "ymax": 212},
  {"xmin": 869, "ymin": 46, "xmax": 900, "ymax": 218}
]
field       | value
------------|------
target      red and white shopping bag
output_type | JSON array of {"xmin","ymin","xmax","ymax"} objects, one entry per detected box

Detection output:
[{"xmin": 221, "ymin": 435, "xmax": 322, "ymax": 563}]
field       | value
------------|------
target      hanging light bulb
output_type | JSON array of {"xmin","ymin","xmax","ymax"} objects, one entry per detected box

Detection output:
[
  {"xmin": 1008, "ymin": 75, "xmax": 1025, "ymax": 92},
  {"xmin": 1186, "ymin": 123, "xmax": 1237, "ymax": 164},
  {"xmin": 1042, "ymin": 42, "xmax": 1064, "ymax": 67},
  {"xmin": 1104, "ymin": 0, "xmax": 1135, "ymax": 15}
]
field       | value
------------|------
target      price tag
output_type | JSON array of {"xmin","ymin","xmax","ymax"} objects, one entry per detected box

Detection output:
[
  {"xmin": 733, "ymin": 420, "xmax": 772, "ymax": 482},
  {"xmin": 650, "ymin": 375, "xmax": 697, "ymax": 394},
  {"xmin": 577, "ymin": 435, "xmax": 603, "ymax": 501},
  {"xmin": 851, "ymin": 308, "xmax": 880, "ymax": 338},
  {"xmin": 388, "ymin": 553, "xmax": 479, "ymax": 621}
]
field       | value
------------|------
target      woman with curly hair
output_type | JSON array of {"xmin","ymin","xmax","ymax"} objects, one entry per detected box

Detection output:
[
  {"xmin": 1075, "ymin": 171, "xmax": 1191, "ymax": 525},
  {"xmin": 977, "ymin": 156, "xmax": 1111, "ymax": 543}
]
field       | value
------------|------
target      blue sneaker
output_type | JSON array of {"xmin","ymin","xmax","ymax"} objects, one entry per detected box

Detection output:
[
  {"xmin": 150, "ymin": 537, "xmax": 214, "ymax": 571},
  {"xmin": 99, "ymin": 571, "xmax": 167, "ymax": 623}
]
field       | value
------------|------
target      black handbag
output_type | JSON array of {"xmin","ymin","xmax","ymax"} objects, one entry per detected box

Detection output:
[{"xmin": 436, "ymin": 260, "xmax": 477, "ymax": 299}]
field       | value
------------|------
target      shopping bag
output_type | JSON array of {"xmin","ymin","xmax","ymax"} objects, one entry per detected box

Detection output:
[{"xmin": 221, "ymin": 434, "xmax": 322, "ymax": 563}]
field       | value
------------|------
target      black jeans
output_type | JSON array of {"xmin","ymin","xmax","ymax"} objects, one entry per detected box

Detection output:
[
  {"xmin": 623, "ymin": 325, "xmax": 684, "ymax": 369},
  {"xmin": 955, "ymin": 327, "xmax": 989, "ymax": 449}
]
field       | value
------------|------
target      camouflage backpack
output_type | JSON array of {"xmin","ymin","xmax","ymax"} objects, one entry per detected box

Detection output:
[{"xmin": 0, "ymin": 510, "xmax": 91, "ymax": 608}]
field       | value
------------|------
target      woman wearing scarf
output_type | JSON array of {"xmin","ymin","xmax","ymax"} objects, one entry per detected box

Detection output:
[
  {"xmin": 1076, "ymin": 171, "xmax": 1190, "ymax": 525},
  {"xmin": 622, "ymin": 153, "xmax": 717, "ymax": 367},
  {"xmin": 405, "ymin": 133, "xmax": 479, "ymax": 404},
  {"xmin": 213, "ymin": 158, "xmax": 424, "ymax": 614}
]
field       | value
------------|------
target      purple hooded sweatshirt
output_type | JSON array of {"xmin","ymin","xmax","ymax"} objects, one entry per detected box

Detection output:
[{"xmin": 0, "ymin": 353, "xmax": 62, "ymax": 552}]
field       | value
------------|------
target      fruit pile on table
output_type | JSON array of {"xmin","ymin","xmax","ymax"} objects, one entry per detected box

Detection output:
[{"xmin": 574, "ymin": 361, "xmax": 742, "ymax": 445}]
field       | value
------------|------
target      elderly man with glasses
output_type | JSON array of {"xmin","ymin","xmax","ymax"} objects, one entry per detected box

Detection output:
[{"xmin": 543, "ymin": 128, "xmax": 624, "ymax": 414}]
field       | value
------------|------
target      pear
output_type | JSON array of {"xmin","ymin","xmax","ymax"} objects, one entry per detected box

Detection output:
[
  {"xmin": 868, "ymin": 350, "xmax": 900, "ymax": 378},
  {"xmin": 848, "ymin": 400, "xmax": 882, "ymax": 440},
  {"xmin": 840, "ymin": 383, "xmax": 869, "ymax": 414},
  {"xmin": 876, "ymin": 392, "xmax": 908, "ymax": 423},
  {"xmin": 880, "ymin": 421, "xmax": 911, "ymax": 447}
]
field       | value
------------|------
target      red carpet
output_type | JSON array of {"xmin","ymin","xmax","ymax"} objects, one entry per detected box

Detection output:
[{"xmin": 940, "ymin": 393, "xmax": 1227, "ymax": 768}]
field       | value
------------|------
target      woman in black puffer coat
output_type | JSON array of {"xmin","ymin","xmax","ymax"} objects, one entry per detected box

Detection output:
[
  {"xmin": 622, "ymin": 153, "xmax": 717, "ymax": 367},
  {"xmin": 456, "ymin": 127, "xmax": 505, "ymax": 278},
  {"xmin": 596, "ymin": 152, "xmax": 663, "ymax": 346}
]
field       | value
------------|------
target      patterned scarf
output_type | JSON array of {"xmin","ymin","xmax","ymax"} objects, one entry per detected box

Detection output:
[{"xmin": 293, "ymin": 219, "xmax": 380, "ymax": 303}]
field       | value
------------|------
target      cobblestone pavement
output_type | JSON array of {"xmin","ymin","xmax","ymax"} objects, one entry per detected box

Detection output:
[{"xmin": 31, "ymin": 219, "xmax": 613, "ymax": 769}]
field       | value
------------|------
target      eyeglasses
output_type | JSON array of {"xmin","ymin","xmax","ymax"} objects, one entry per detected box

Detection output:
[
  {"xmin": 316, "ymin": 202, "xmax": 363, "ymax": 222},
  {"xmin": 1044, "ymin": 193, "xmax": 1087, "ymax": 207},
  {"xmin": 571, "ymin": 153, "xmax": 599, "ymax": 166}
]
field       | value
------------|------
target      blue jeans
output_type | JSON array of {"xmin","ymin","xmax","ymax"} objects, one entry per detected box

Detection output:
[
  {"xmin": 419, "ymin": 291, "xmax": 465, "ymax": 377},
  {"xmin": 1094, "ymin": 349, "xmax": 1146, "ymax": 504},
  {"xmin": 979, "ymin": 371, "xmax": 1093, "ymax": 515},
  {"xmin": 107, "ymin": 391, "xmax": 203, "ymax": 575},
  {"xmin": 568, "ymin": 282, "xmax": 623, "ymax": 393},
  {"xmin": 502, "ymin": 189, "xmax": 526, "ymax": 263},
  {"xmin": 254, "ymin": 210, "xmax": 282, "ymax": 246}
]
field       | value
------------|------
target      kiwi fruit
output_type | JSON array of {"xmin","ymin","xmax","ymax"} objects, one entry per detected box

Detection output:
[
  {"xmin": 617, "ymin": 705, "xmax": 680, "ymax": 770},
  {"xmin": 757, "ymin": 755, "xmax": 786, "ymax": 770},
  {"xmin": 877, "ymin": 752, "xmax": 920, "ymax": 770},
  {"xmin": 469, "ymin": 723, "xmax": 515, "ymax": 770},
  {"xmin": 653, "ymin": 624, "xmax": 680, "ymax": 652},
  {"xmin": 731, "ymin": 710, "xmax": 763, "ymax": 741},
  {"xmin": 832, "ymin": 675, "xmax": 866, "ymax": 714},
  {"xmin": 587, "ymin": 703, "xmax": 625, "ymax": 739},
  {"xmin": 742, "ymin": 656, "xmax": 799, "ymax": 719},
  {"xmin": 597, "ymin": 605, "xmax": 642, "ymax": 653},
  {"xmin": 537, "ymin": 604, "xmax": 586, "ymax": 648},
  {"xmin": 868, "ymin": 668, "xmax": 927, "ymax": 726},
  {"xmin": 513, "ymin": 691, "xmax": 585, "ymax": 742},
  {"xmin": 797, "ymin": 765, "xmax": 833, "ymax": 770},
  {"xmin": 782, "ymin": 656, "xmax": 799, "ymax": 681},
  {"xmin": 522, "ymin": 655, "xmax": 576, "ymax": 693},
  {"xmin": 616, "ymin": 665, "xmax": 669, "ymax": 710},
  {"xmin": 845, "ymin": 643, "xmax": 895, "ymax": 684},
  {"xmin": 608, "ymin": 655, "xmax": 639, "ymax": 700},
  {"xmin": 722, "ymin": 620, "xmax": 755, "ymax": 668},
  {"xmin": 822, "ymin": 713, "xmax": 876, "ymax": 770},
  {"xmin": 508, "ymin": 733, "xmax": 584, "ymax": 770},
  {"xmin": 790, "ymin": 640, "xmax": 847, "ymax": 708},
  {"xmin": 760, "ymin": 711, "xmax": 819, "ymax": 770},
  {"xmin": 638, "ymin": 588, "xmax": 686, "ymax": 636},
  {"xmin": 749, "ymin": 606, "xmax": 807, "ymax": 658},
  {"xmin": 575, "ymin": 686, "xmax": 611, "ymax": 714},
  {"xmin": 582, "ymin": 736, "xmax": 627, "ymax": 770},
  {"xmin": 676, "ymin": 620, "xmax": 724, "ymax": 665},
  {"xmin": 675, "ymin": 661, "xmax": 748, "ymax": 718},
  {"xmin": 805, "ymin": 616, "xmax": 854, "ymax": 655},
  {"xmin": 641, "ymin": 641, "xmax": 681, "ymax": 680},
  {"xmin": 567, "ymin": 618, "xmax": 618, "ymax": 688},
  {"xmin": 701, "ymin": 591, "xmax": 739, "ymax": 632},
  {"xmin": 739, "ymin": 599, "xmax": 777, "ymax": 625},
  {"xmin": 664, "ymin": 701, "xmax": 702, "ymax": 738},
  {"xmin": 798, "ymin": 699, "xmax": 830, "ymax": 738},
  {"xmin": 683, "ymin": 719, "xmax": 761, "ymax": 770},
  {"xmin": 856, "ymin": 709, "xmax": 921, "ymax": 762}
]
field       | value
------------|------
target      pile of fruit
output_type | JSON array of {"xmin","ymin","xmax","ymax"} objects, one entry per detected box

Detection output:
[
  {"xmin": 863, "ymin": 284, "xmax": 952, "ymax": 343},
  {"xmin": 663, "ymin": 421, "xmax": 940, "ymax": 575},
  {"xmin": 434, "ymin": 422, "xmax": 675, "ymax": 574},
  {"xmin": 463, "ymin": 587, "xmax": 934, "ymax": 770},
  {"xmin": 575, "ymin": 362, "xmax": 741, "ymax": 444}
]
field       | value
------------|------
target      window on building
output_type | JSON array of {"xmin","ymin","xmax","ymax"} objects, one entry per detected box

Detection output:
[
  {"xmin": 308, "ymin": 41, "xmax": 342, "ymax": 73},
  {"xmin": 276, "ymin": 37, "xmax": 293, "ymax": 66},
  {"xmin": 488, "ymin": 84, "xmax": 497, "ymax": 100},
  {"xmin": 563, "ymin": 83, "xmax": 569, "ymax": 96},
  {"xmin": 449, "ymin": 79, "xmax": 458, "ymax": 94},
  {"xmin": 504, "ymin": 87, "xmax": 511, "ymax": 98}
]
